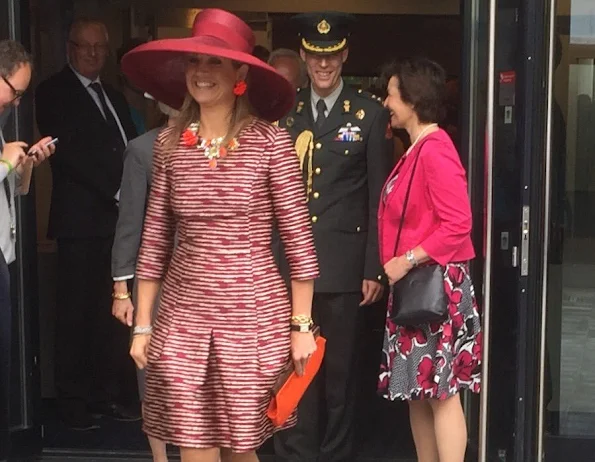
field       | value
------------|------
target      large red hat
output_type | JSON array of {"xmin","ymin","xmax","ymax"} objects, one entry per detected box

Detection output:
[{"xmin": 121, "ymin": 9, "xmax": 294, "ymax": 122}]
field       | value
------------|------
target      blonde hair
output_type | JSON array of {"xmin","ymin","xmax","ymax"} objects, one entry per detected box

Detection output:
[
  {"xmin": 157, "ymin": 101, "xmax": 180, "ymax": 118},
  {"xmin": 166, "ymin": 63, "xmax": 255, "ymax": 151}
]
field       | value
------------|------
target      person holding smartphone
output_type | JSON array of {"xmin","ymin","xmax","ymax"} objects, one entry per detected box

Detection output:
[{"xmin": 0, "ymin": 39, "xmax": 55, "ymax": 462}]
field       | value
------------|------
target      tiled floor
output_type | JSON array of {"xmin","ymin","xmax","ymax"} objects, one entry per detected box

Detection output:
[{"xmin": 548, "ymin": 263, "xmax": 595, "ymax": 437}]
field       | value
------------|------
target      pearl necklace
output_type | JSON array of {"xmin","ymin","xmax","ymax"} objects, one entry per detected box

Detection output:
[{"xmin": 405, "ymin": 123, "xmax": 438, "ymax": 156}]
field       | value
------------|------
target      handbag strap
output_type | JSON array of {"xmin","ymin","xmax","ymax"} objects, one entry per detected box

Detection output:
[{"xmin": 392, "ymin": 139, "xmax": 430, "ymax": 258}]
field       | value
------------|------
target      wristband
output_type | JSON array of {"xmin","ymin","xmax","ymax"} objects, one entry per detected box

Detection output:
[{"xmin": 0, "ymin": 159, "xmax": 14, "ymax": 173}]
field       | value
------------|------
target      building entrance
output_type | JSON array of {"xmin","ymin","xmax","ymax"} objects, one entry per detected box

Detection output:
[{"xmin": 1, "ymin": 0, "xmax": 506, "ymax": 460}]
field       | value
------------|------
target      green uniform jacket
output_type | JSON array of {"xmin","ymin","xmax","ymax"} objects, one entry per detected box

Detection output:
[{"xmin": 276, "ymin": 84, "xmax": 394, "ymax": 293}]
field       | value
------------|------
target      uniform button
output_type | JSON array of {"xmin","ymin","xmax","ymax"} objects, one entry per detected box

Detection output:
[
  {"xmin": 313, "ymin": 192, "xmax": 320, "ymax": 199},
  {"xmin": 356, "ymin": 226, "xmax": 361, "ymax": 232},
  {"xmin": 311, "ymin": 216, "xmax": 318, "ymax": 223},
  {"xmin": 344, "ymin": 149, "xmax": 349, "ymax": 155},
  {"xmin": 315, "ymin": 142, "xmax": 322, "ymax": 150},
  {"xmin": 377, "ymin": 275, "xmax": 382, "ymax": 281},
  {"xmin": 315, "ymin": 167, "xmax": 321, "ymax": 175}
]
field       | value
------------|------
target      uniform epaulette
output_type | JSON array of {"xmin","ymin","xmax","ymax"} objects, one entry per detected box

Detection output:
[{"xmin": 355, "ymin": 89, "xmax": 383, "ymax": 104}]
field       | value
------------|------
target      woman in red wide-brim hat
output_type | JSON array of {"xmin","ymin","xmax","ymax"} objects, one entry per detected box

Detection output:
[{"xmin": 122, "ymin": 8, "xmax": 320, "ymax": 460}]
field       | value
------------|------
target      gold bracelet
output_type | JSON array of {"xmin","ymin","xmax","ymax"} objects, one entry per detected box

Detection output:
[
  {"xmin": 0, "ymin": 159, "xmax": 14, "ymax": 173},
  {"xmin": 112, "ymin": 291, "xmax": 131, "ymax": 300},
  {"xmin": 290, "ymin": 315, "xmax": 313, "ymax": 325}
]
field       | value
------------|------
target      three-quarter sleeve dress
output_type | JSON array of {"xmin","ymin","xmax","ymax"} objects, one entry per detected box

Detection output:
[{"xmin": 135, "ymin": 119, "xmax": 319, "ymax": 451}]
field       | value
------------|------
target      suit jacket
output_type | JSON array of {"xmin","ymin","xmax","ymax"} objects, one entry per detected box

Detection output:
[
  {"xmin": 378, "ymin": 129, "xmax": 475, "ymax": 267},
  {"xmin": 277, "ymin": 84, "xmax": 393, "ymax": 293},
  {"xmin": 111, "ymin": 127, "xmax": 161, "ymax": 279},
  {"xmin": 35, "ymin": 66, "xmax": 137, "ymax": 238}
]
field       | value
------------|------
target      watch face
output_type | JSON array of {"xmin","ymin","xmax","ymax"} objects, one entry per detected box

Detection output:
[{"xmin": 291, "ymin": 324, "xmax": 311, "ymax": 333}]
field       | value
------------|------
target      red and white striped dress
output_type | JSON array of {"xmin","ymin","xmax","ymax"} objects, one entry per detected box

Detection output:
[{"xmin": 135, "ymin": 119, "xmax": 319, "ymax": 451}]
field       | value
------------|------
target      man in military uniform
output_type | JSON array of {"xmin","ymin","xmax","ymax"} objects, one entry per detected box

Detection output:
[{"xmin": 274, "ymin": 11, "xmax": 393, "ymax": 462}]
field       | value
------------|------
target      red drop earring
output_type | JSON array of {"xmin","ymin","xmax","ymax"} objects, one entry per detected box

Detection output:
[{"xmin": 233, "ymin": 80, "xmax": 247, "ymax": 96}]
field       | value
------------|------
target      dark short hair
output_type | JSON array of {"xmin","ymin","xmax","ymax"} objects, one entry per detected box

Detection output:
[
  {"xmin": 0, "ymin": 40, "xmax": 32, "ymax": 78},
  {"xmin": 252, "ymin": 45, "xmax": 270, "ymax": 62},
  {"xmin": 381, "ymin": 57, "xmax": 446, "ymax": 124}
]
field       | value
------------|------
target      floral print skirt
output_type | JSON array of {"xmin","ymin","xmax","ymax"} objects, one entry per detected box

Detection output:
[{"xmin": 378, "ymin": 263, "xmax": 482, "ymax": 401}]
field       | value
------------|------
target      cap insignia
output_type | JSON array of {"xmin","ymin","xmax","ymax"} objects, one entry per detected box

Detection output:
[{"xmin": 317, "ymin": 19, "xmax": 331, "ymax": 34}]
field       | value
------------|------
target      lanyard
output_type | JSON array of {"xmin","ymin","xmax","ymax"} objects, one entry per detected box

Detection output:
[{"xmin": 0, "ymin": 129, "xmax": 15, "ymax": 240}]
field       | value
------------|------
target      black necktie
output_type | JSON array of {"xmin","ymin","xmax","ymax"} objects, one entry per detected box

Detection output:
[
  {"xmin": 315, "ymin": 99, "xmax": 327, "ymax": 129},
  {"xmin": 89, "ymin": 82, "xmax": 125, "ymax": 151}
]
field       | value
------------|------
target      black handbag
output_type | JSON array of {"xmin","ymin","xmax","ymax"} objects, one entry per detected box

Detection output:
[{"xmin": 388, "ymin": 143, "xmax": 448, "ymax": 326}]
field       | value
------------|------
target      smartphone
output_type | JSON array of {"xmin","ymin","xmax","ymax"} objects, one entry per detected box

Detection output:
[{"xmin": 28, "ymin": 137, "xmax": 59, "ymax": 156}]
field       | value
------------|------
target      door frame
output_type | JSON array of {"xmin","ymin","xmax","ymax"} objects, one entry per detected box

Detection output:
[
  {"xmin": 536, "ymin": 0, "xmax": 557, "ymax": 458},
  {"xmin": 459, "ymin": 0, "xmax": 490, "ymax": 459},
  {"xmin": 5, "ymin": 0, "xmax": 44, "ymax": 458},
  {"xmin": 500, "ymin": 0, "xmax": 552, "ymax": 459},
  {"xmin": 10, "ymin": 0, "xmax": 502, "ymax": 459},
  {"xmin": 479, "ymin": 0, "xmax": 554, "ymax": 459}
]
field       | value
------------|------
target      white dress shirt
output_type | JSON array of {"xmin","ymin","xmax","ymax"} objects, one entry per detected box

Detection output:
[{"xmin": 70, "ymin": 66, "xmax": 128, "ymax": 146}]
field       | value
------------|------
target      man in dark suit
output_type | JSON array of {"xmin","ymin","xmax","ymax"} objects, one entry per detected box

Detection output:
[
  {"xmin": 274, "ymin": 12, "xmax": 393, "ymax": 462},
  {"xmin": 35, "ymin": 18, "xmax": 138, "ymax": 430}
]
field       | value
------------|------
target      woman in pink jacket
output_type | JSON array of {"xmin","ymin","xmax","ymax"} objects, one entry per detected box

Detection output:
[{"xmin": 377, "ymin": 57, "xmax": 482, "ymax": 462}]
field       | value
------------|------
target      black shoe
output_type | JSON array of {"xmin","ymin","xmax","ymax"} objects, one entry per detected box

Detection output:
[
  {"xmin": 88, "ymin": 402, "xmax": 142, "ymax": 422},
  {"xmin": 60, "ymin": 407, "xmax": 100, "ymax": 431}
]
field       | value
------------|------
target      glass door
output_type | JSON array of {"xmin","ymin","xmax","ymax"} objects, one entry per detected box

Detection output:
[
  {"xmin": 481, "ymin": 0, "xmax": 553, "ymax": 460},
  {"xmin": 539, "ymin": 0, "xmax": 595, "ymax": 460}
]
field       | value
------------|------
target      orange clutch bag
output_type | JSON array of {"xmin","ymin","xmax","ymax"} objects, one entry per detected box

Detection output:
[{"xmin": 267, "ymin": 327, "xmax": 326, "ymax": 427}]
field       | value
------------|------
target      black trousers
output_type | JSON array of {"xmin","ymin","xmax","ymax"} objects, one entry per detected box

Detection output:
[
  {"xmin": 54, "ymin": 237, "xmax": 137, "ymax": 412},
  {"xmin": 0, "ymin": 251, "xmax": 10, "ymax": 459},
  {"xmin": 275, "ymin": 292, "xmax": 361, "ymax": 462}
]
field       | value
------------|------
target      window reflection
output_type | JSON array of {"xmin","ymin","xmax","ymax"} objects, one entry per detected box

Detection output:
[{"xmin": 546, "ymin": 1, "xmax": 595, "ymax": 457}]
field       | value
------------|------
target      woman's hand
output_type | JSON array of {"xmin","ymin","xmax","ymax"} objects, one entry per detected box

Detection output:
[
  {"xmin": 383, "ymin": 255, "xmax": 413, "ymax": 285},
  {"xmin": 130, "ymin": 334, "xmax": 151, "ymax": 369},
  {"xmin": 291, "ymin": 331, "xmax": 317, "ymax": 377}
]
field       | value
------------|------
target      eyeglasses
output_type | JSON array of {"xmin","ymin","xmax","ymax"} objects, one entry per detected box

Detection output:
[
  {"xmin": 69, "ymin": 40, "xmax": 109, "ymax": 55},
  {"xmin": 1, "ymin": 75, "xmax": 25, "ymax": 103}
]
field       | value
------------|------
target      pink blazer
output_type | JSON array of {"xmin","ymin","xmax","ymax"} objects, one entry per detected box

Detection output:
[{"xmin": 378, "ymin": 129, "xmax": 475, "ymax": 266}]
